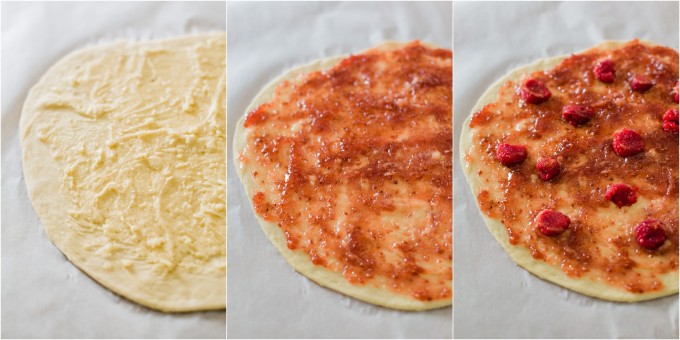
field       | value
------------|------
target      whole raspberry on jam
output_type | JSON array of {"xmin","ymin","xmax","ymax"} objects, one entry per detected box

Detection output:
[
  {"xmin": 520, "ymin": 78, "xmax": 551, "ymax": 104},
  {"xmin": 612, "ymin": 129, "xmax": 644, "ymax": 157},
  {"xmin": 593, "ymin": 59, "xmax": 615, "ymax": 83},
  {"xmin": 635, "ymin": 219, "xmax": 667, "ymax": 250},
  {"xmin": 536, "ymin": 157, "xmax": 560, "ymax": 181},
  {"xmin": 605, "ymin": 183, "xmax": 637, "ymax": 207},
  {"xmin": 629, "ymin": 74, "xmax": 654, "ymax": 92},
  {"xmin": 535, "ymin": 209, "xmax": 571, "ymax": 236},
  {"xmin": 562, "ymin": 104, "xmax": 594, "ymax": 126},
  {"xmin": 496, "ymin": 143, "xmax": 527, "ymax": 166},
  {"xmin": 663, "ymin": 109, "xmax": 679, "ymax": 134}
]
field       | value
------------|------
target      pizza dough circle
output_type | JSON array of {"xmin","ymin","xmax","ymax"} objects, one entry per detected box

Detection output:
[
  {"xmin": 233, "ymin": 42, "xmax": 452, "ymax": 311},
  {"xmin": 460, "ymin": 40, "xmax": 678, "ymax": 302},
  {"xmin": 20, "ymin": 33, "xmax": 226, "ymax": 312}
]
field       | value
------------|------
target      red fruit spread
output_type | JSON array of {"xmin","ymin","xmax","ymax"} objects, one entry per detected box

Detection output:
[{"xmin": 240, "ymin": 42, "xmax": 452, "ymax": 302}]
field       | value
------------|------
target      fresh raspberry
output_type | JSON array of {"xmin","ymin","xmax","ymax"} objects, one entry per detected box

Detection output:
[
  {"xmin": 605, "ymin": 183, "xmax": 637, "ymax": 207},
  {"xmin": 496, "ymin": 143, "xmax": 527, "ymax": 166},
  {"xmin": 562, "ymin": 104, "xmax": 594, "ymax": 126},
  {"xmin": 612, "ymin": 129, "xmax": 644, "ymax": 157},
  {"xmin": 520, "ymin": 78, "xmax": 551, "ymax": 104},
  {"xmin": 635, "ymin": 219, "xmax": 667, "ymax": 250},
  {"xmin": 535, "ymin": 209, "xmax": 571, "ymax": 236},
  {"xmin": 663, "ymin": 109, "xmax": 679, "ymax": 134},
  {"xmin": 593, "ymin": 59, "xmax": 615, "ymax": 83},
  {"xmin": 629, "ymin": 74, "xmax": 654, "ymax": 92},
  {"xmin": 536, "ymin": 157, "xmax": 560, "ymax": 181},
  {"xmin": 672, "ymin": 81, "xmax": 679, "ymax": 103}
]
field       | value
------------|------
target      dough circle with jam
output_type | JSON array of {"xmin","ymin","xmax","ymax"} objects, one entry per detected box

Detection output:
[
  {"xmin": 234, "ymin": 41, "xmax": 453, "ymax": 310},
  {"xmin": 460, "ymin": 40, "xmax": 679, "ymax": 302}
]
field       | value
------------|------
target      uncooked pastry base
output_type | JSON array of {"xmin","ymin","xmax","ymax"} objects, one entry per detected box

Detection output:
[{"xmin": 20, "ymin": 33, "xmax": 227, "ymax": 312}]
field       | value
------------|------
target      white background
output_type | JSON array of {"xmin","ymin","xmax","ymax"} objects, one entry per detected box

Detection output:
[
  {"xmin": 454, "ymin": 1, "xmax": 679, "ymax": 338},
  {"xmin": 1, "ymin": 2, "xmax": 226, "ymax": 338},
  {"xmin": 227, "ymin": 1, "xmax": 452, "ymax": 338}
]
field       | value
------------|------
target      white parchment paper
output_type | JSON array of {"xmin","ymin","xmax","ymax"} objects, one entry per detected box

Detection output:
[
  {"xmin": 1, "ymin": 2, "xmax": 226, "ymax": 338},
  {"xmin": 453, "ymin": 2, "xmax": 679, "ymax": 338},
  {"xmin": 227, "ymin": 1, "xmax": 452, "ymax": 338}
]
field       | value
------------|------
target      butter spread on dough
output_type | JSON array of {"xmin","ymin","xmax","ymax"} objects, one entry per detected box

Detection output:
[
  {"xmin": 234, "ymin": 41, "xmax": 452, "ymax": 310},
  {"xmin": 460, "ymin": 40, "xmax": 678, "ymax": 302},
  {"xmin": 20, "ymin": 33, "xmax": 226, "ymax": 312}
]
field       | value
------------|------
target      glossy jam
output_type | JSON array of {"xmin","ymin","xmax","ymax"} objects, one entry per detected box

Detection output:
[
  {"xmin": 467, "ymin": 40, "xmax": 679, "ymax": 294},
  {"xmin": 242, "ymin": 42, "xmax": 452, "ymax": 301}
]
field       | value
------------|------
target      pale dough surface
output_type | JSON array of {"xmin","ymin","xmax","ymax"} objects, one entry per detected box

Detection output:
[
  {"xmin": 233, "ymin": 41, "xmax": 451, "ymax": 311},
  {"xmin": 460, "ymin": 40, "xmax": 679, "ymax": 302},
  {"xmin": 21, "ymin": 33, "xmax": 226, "ymax": 312}
]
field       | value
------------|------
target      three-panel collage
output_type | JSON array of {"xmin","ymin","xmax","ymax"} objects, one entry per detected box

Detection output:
[{"xmin": 0, "ymin": 1, "xmax": 678, "ymax": 339}]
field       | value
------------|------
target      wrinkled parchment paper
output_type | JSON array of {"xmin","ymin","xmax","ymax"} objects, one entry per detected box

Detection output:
[
  {"xmin": 1, "ymin": 2, "xmax": 226, "ymax": 338},
  {"xmin": 454, "ymin": 1, "xmax": 679, "ymax": 338},
  {"xmin": 227, "ymin": 1, "xmax": 452, "ymax": 338}
]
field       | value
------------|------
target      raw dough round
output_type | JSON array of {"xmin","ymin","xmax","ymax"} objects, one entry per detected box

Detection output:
[{"xmin": 20, "ymin": 33, "xmax": 226, "ymax": 312}]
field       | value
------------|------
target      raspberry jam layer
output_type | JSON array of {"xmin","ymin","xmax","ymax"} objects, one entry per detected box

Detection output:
[{"xmin": 240, "ymin": 42, "xmax": 452, "ymax": 302}]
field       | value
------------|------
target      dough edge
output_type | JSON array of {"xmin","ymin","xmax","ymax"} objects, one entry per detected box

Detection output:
[
  {"xmin": 20, "ymin": 32, "xmax": 227, "ymax": 312},
  {"xmin": 459, "ymin": 40, "xmax": 679, "ymax": 302},
  {"xmin": 233, "ymin": 41, "xmax": 452, "ymax": 311}
]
